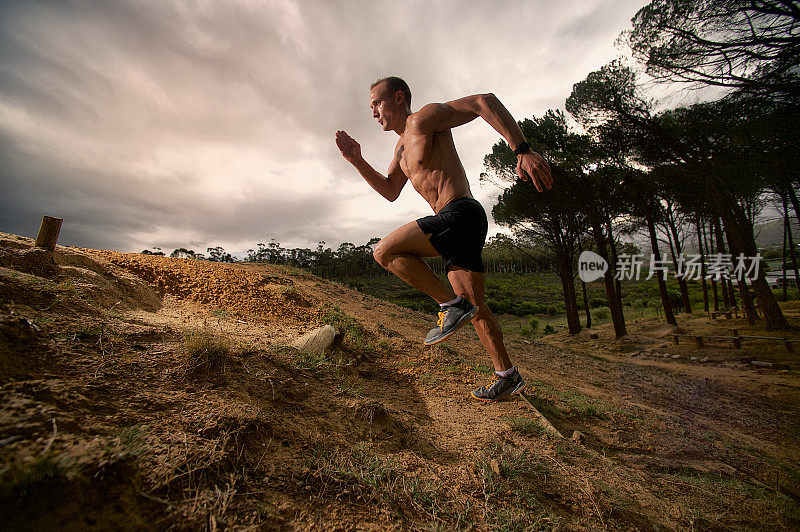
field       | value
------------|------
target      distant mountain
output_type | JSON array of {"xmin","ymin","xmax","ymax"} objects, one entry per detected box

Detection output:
[
  {"xmin": 754, "ymin": 219, "xmax": 800, "ymax": 249},
  {"xmin": 632, "ymin": 217, "xmax": 798, "ymax": 256}
]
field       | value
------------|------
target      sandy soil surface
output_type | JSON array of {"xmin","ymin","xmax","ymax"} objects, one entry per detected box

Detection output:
[{"xmin": 1, "ymin": 232, "xmax": 799, "ymax": 530}]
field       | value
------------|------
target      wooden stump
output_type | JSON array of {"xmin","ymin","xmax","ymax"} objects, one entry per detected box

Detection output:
[
  {"xmin": 733, "ymin": 329, "xmax": 741, "ymax": 349},
  {"xmin": 34, "ymin": 216, "xmax": 63, "ymax": 252},
  {"xmin": 291, "ymin": 325, "xmax": 342, "ymax": 355}
]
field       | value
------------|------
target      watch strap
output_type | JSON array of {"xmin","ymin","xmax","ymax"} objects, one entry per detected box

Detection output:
[{"xmin": 513, "ymin": 141, "xmax": 531, "ymax": 156}]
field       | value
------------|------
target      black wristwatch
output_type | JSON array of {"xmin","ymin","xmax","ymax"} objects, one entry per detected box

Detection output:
[{"xmin": 513, "ymin": 141, "xmax": 531, "ymax": 156}]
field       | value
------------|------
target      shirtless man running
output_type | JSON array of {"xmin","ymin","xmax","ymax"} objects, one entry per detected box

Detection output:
[{"xmin": 335, "ymin": 76, "xmax": 552, "ymax": 402}]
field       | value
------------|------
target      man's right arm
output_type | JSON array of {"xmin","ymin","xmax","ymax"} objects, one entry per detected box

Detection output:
[
  {"xmin": 335, "ymin": 130, "xmax": 407, "ymax": 202},
  {"xmin": 408, "ymin": 95, "xmax": 553, "ymax": 191}
]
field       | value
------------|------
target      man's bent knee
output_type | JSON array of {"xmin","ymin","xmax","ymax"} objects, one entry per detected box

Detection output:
[{"xmin": 373, "ymin": 241, "xmax": 391, "ymax": 269}]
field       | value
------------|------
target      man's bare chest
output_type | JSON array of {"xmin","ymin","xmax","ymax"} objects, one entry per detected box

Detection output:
[{"xmin": 400, "ymin": 131, "xmax": 452, "ymax": 179}]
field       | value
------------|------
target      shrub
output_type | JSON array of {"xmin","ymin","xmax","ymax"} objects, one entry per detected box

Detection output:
[
  {"xmin": 493, "ymin": 300, "xmax": 514, "ymax": 315},
  {"xmin": 773, "ymin": 288, "xmax": 800, "ymax": 300},
  {"xmin": 592, "ymin": 307, "xmax": 610, "ymax": 320},
  {"xmin": 589, "ymin": 297, "xmax": 608, "ymax": 309},
  {"xmin": 528, "ymin": 316, "xmax": 539, "ymax": 330},
  {"xmin": 543, "ymin": 324, "xmax": 555, "ymax": 335},
  {"xmin": 689, "ymin": 294, "xmax": 704, "ymax": 305}
]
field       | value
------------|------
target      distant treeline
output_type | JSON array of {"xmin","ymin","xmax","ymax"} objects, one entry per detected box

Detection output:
[{"xmin": 141, "ymin": 235, "xmax": 559, "ymax": 278}]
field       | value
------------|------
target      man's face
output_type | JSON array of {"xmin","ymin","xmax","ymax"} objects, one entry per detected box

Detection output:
[{"xmin": 369, "ymin": 82, "xmax": 396, "ymax": 131}]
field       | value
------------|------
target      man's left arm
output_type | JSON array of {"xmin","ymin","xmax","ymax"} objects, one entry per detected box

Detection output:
[{"xmin": 409, "ymin": 94, "xmax": 553, "ymax": 191}]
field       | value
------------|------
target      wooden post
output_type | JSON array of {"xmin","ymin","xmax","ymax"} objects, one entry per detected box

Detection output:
[
  {"xmin": 695, "ymin": 336, "xmax": 705, "ymax": 347},
  {"xmin": 785, "ymin": 339, "xmax": 794, "ymax": 354},
  {"xmin": 733, "ymin": 329, "xmax": 741, "ymax": 349},
  {"xmin": 34, "ymin": 216, "xmax": 63, "ymax": 252},
  {"xmin": 673, "ymin": 334, "xmax": 679, "ymax": 345}
]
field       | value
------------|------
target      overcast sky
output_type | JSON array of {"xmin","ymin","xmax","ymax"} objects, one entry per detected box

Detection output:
[{"xmin": 0, "ymin": 0, "xmax": 651, "ymax": 255}]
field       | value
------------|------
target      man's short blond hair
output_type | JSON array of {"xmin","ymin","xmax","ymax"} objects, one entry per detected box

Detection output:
[{"xmin": 371, "ymin": 76, "xmax": 411, "ymax": 108}]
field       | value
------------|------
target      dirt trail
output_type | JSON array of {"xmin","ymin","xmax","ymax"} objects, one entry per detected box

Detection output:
[{"xmin": 1, "ymin": 232, "xmax": 799, "ymax": 530}]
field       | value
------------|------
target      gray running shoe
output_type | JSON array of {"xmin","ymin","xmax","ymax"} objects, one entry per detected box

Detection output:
[
  {"xmin": 471, "ymin": 369, "xmax": 526, "ymax": 402},
  {"xmin": 423, "ymin": 295, "xmax": 478, "ymax": 345}
]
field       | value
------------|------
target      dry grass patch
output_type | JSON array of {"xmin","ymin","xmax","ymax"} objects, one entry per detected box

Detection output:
[{"xmin": 181, "ymin": 328, "xmax": 232, "ymax": 379}]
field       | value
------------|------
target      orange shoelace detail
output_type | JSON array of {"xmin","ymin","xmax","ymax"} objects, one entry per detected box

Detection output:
[
  {"xmin": 436, "ymin": 310, "xmax": 446, "ymax": 329},
  {"xmin": 478, "ymin": 375, "xmax": 498, "ymax": 392}
]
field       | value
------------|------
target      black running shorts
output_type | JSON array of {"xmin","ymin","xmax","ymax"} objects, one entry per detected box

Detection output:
[{"xmin": 416, "ymin": 196, "xmax": 488, "ymax": 273}]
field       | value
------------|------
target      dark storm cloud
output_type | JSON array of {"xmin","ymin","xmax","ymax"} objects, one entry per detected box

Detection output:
[
  {"xmin": 0, "ymin": 0, "xmax": 649, "ymax": 253},
  {"xmin": 0, "ymin": 129, "xmax": 338, "ymax": 253}
]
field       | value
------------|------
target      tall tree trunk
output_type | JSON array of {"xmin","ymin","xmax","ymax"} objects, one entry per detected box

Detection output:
[
  {"xmin": 727, "ymin": 278, "xmax": 737, "ymax": 309},
  {"xmin": 559, "ymin": 260, "xmax": 581, "ymax": 334},
  {"xmin": 696, "ymin": 215, "xmax": 710, "ymax": 313},
  {"xmin": 581, "ymin": 279, "xmax": 592, "ymax": 328},
  {"xmin": 789, "ymin": 228, "xmax": 800, "ymax": 293},
  {"xmin": 703, "ymin": 220, "xmax": 720, "ymax": 311},
  {"xmin": 555, "ymin": 236, "xmax": 581, "ymax": 335},
  {"xmin": 710, "ymin": 177, "xmax": 791, "ymax": 329},
  {"xmin": 725, "ymin": 224, "xmax": 759, "ymax": 324},
  {"xmin": 666, "ymin": 214, "xmax": 692, "ymax": 313},
  {"xmin": 717, "ymin": 219, "xmax": 738, "ymax": 309},
  {"xmin": 738, "ymin": 277, "xmax": 758, "ymax": 324},
  {"xmin": 665, "ymin": 229, "xmax": 684, "ymax": 312},
  {"xmin": 590, "ymin": 213, "xmax": 626, "ymax": 338},
  {"xmin": 785, "ymin": 194, "xmax": 800, "ymax": 292},
  {"xmin": 713, "ymin": 219, "xmax": 732, "ymax": 309},
  {"xmin": 648, "ymin": 213, "xmax": 677, "ymax": 325},
  {"xmin": 787, "ymin": 185, "xmax": 800, "ymax": 230},
  {"xmin": 783, "ymin": 196, "xmax": 789, "ymax": 301},
  {"xmin": 604, "ymin": 215, "xmax": 624, "ymax": 312}
]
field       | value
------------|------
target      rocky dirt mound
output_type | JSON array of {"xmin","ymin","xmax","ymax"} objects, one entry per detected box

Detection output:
[
  {"xmin": 0, "ymin": 233, "xmax": 160, "ymax": 315},
  {"xmin": 91, "ymin": 251, "xmax": 318, "ymax": 325}
]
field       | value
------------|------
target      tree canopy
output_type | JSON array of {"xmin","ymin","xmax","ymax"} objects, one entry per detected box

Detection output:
[{"xmin": 626, "ymin": 0, "xmax": 800, "ymax": 101}]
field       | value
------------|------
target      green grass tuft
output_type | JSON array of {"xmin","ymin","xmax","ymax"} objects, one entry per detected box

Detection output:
[
  {"xmin": 506, "ymin": 415, "xmax": 547, "ymax": 438},
  {"xmin": 116, "ymin": 425, "xmax": 147, "ymax": 457}
]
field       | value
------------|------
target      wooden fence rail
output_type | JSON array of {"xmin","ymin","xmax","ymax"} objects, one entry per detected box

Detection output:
[{"xmin": 673, "ymin": 329, "xmax": 798, "ymax": 352}]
